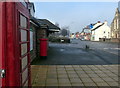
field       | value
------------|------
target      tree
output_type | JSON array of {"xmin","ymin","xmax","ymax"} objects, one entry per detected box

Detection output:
[
  {"xmin": 61, "ymin": 29, "xmax": 67, "ymax": 36},
  {"xmin": 61, "ymin": 26, "xmax": 70, "ymax": 36},
  {"xmin": 75, "ymin": 32, "xmax": 79, "ymax": 35}
]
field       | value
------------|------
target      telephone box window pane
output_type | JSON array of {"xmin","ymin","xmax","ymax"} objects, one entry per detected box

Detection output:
[
  {"xmin": 22, "ymin": 68, "xmax": 28, "ymax": 84},
  {"xmin": 19, "ymin": 0, "xmax": 27, "ymax": 7},
  {"xmin": 21, "ymin": 43, "xmax": 27, "ymax": 56},
  {"xmin": 24, "ymin": 80, "xmax": 28, "ymax": 87},
  {"xmin": 21, "ymin": 30, "xmax": 27, "ymax": 42},
  {"xmin": 22, "ymin": 56, "xmax": 28, "ymax": 70},
  {"xmin": 20, "ymin": 15, "xmax": 27, "ymax": 28}
]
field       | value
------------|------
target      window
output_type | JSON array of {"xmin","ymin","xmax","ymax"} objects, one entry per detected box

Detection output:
[
  {"xmin": 18, "ymin": 10, "xmax": 29, "ymax": 87},
  {"xmin": 21, "ymin": 43, "xmax": 27, "ymax": 56},
  {"xmin": 22, "ymin": 56, "xmax": 28, "ymax": 70},
  {"xmin": 19, "ymin": 0, "xmax": 27, "ymax": 8},
  {"xmin": 22, "ymin": 68, "xmax": 28, "ymax": 84},
  {"xmin": 30, "ymin": 30, "xmax": 33, "ymax": 51},
  {"xmin": 114, "ymin": 20, "xmax": 116, "ymax": 29},
  {"xmin": 117, "ymin": 19, "xmax": 119, "ymax": 29},
  {"xmin": 20, "ymin": 14, "xmax": 27, "ymax": 28},
  {"xmin": 21, "ymin": 29, "xmax": 27, "ymax": 42},
  {"xmin": 24, "ymin": 80, "xmax": 28, "ymax": 87}
]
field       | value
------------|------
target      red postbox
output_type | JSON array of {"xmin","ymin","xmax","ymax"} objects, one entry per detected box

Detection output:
[{"xmin": 39, "ymin": 38, "xmax": 48, "ymax": 58}]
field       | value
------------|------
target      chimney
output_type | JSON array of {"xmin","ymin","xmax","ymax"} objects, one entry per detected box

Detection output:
[
  {"xmin": 104, "ymin": 20, "xmax": 108, "ymax": 25},
  {"xmin": 98, "ymin": 21, "xmax": 101, "ymax": 23}
]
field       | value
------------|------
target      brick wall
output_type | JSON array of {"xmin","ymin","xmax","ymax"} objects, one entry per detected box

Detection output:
[
  {"xmin": 29, "ymin": 25, "xmax": 48, "ymax": 60},
  {"xmin": 36, "ymin": 29, "xmax": 47, "ymax": 57}
]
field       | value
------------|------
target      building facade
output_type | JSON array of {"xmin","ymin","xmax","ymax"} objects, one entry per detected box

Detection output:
[
  {"xmin": 91, "ymin": 21, "xmax": 111, "ymax": 41},
  {"xmin": 28, "ymin": 2, "xmax": 38, "ymax": 62},
  {"xmin": 111, "ymin": 8, "xmax": 120, "ymax": 40}
]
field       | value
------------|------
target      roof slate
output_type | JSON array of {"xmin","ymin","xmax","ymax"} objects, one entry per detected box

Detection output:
[
  {"xmin": 30, "ymin": 17, "xmax": 60, "ymax": 31},
  {"xmin": 91, "ymin": 23, "xmax": 104, "ymax": 31}
]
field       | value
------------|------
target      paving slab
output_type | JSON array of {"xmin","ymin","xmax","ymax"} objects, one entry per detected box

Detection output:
[{"xmin": 31, "ymin": 65, "xmax": 119, "ymax": 87}]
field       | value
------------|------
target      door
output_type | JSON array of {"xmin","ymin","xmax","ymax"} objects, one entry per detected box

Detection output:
[
  {"xmin": 0, "ymin": 3, "xmax": 2, "ymax": 87},
  {"xmin": 18, "ymin": 12, "xmax": 30, "ymax": 87},
  {"xmin": 0, "ymin": 2, "xmax": 31, "ymax": 87},
  {"xmin": 16, "ymin": 2, "xmax": 31, "ymax": 86}
]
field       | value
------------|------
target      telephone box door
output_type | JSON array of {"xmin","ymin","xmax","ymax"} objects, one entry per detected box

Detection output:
[
  {"xmin": 16, "ymin": 2, "xmax": 31, "ymax": 86},
  {"xmin": 0, "ymin": 2, "xmax": 31, "ymax": 87},
  {"xmin": 0, "ymin": 2, "xmax": 6, "ymax": 87}
]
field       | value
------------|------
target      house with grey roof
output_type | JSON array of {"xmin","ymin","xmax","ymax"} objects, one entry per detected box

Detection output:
[
  {"xmin": 91, "ymin": 21, "xmax": 111, "ymax": 41},
  {"xmin": 28, "ymin": 3, "xmax": 60, "ymax": 61}
]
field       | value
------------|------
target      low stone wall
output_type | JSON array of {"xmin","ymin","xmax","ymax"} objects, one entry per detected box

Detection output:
[
  {"xmin": 111, "ymin": 38, "xmax": 120, "ymax": 43},
  {"xmin": 99, "ymin": 38, "xmax": 120, "ymax": 43},
  {"xmin": 49, "ymin": 37, "xmax": 70, "ymax": 43}
]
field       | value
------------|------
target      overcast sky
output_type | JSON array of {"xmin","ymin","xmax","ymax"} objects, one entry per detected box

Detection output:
[{"xmin": 33, "ymin": 2, "xmax": 118, "ymax": 33}]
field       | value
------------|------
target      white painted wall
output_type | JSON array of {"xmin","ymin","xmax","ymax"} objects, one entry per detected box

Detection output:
[
  {"xmin": 30, "ymin": 7, "xmax": 35, "ymax": 17},
  {"xmin": 91, "ymin": 21, "xmax": 111, "ymax": 41}
]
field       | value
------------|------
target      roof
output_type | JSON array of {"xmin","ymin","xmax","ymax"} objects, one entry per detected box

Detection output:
[
  {"xmin": 30, "ymin": 17, "xmax": 40, "ymax": 27},
  {"xmin": 37, "ymin": 19, "xmax": 60, "ymax": 31},
  {"xmin": 30, "ymin": 17, "xmax": 60, "ymax": 32},
  {"xmin": 116, "ymin": 8, "xmax": 119, "ymax": 14},
  {"xmin": 91, "ymin": 23, "xmax": 104, "ymax": 31}
]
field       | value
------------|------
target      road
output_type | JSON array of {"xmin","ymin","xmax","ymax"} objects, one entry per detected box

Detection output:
[
  {"xmin": 31, "ymin": 39, "xmax": 119, "ymax": 65},
  {"xmin": 71, "ymin": 39, "xmax": 119, "ymax": 56}
]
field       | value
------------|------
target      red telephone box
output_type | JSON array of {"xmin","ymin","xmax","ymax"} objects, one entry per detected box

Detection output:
[{"xmin": 0, "ymin": 1, "xmax": 31, "ymax": 87}]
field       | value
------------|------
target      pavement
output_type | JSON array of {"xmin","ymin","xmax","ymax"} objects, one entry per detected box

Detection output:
[
  {"xmin": 31, "ymin": 40, "xmax": 119, "ymax": 87},
  {"xmin": 31, "ymin": 65, "xmax": 119, "ymax": 87}
]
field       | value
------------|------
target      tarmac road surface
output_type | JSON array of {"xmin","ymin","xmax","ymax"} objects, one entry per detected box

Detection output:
[{"xmin": 31, "ymin": 39, "xmax": 119, "ymax": 65}]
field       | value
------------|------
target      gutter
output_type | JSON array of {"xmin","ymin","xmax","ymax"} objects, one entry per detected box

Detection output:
[{"xmin": 30, "ymin": 20, "xmax": 39, "ymax": 27}]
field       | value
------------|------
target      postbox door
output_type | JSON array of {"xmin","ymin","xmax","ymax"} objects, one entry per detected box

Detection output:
[{"xmin": 16, "ymin": 2, "xmax": 31, "ymax": 86}]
